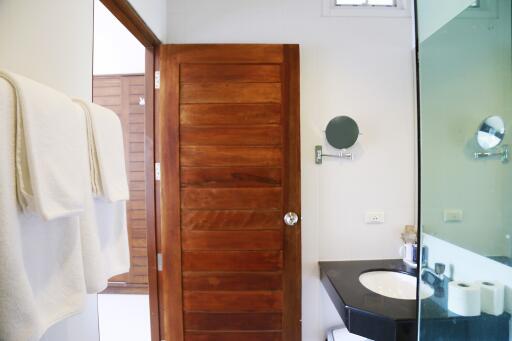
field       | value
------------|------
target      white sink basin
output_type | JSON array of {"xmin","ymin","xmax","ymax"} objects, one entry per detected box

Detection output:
[{"xmin": 359, "ymin": 271, "xmax": 434, "ymax": 300}]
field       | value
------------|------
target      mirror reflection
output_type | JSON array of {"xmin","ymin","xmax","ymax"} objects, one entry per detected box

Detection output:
[
  {"xmin": 419, "ymin": 0, "xmax": 512, "ymax": 269},
  {"xmin": 476, "ymin": 115, "xmax": 505, "ymax": 150}
]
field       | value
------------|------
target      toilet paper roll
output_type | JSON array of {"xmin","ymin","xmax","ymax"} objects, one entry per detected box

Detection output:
[
  {"xmin": 448, "ymin": 281, "xmax": 481, "ymax": 317},
  {"xmin": 479, "ymin": 281, "xmax": 505, "ymax": 316}
]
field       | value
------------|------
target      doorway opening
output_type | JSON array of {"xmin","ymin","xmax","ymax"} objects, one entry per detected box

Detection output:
[{"xmin": 93, "ymin": 1, "xmax": 160, "ymax": 340}]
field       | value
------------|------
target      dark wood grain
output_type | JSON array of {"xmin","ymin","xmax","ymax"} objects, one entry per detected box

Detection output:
[
  {"xmin": 185, "ymin": 312, "xmax": 282, "ymax": 332},
  {"xmin": 182, "ymin": 230, "xmax": 283, "ymax": 251},
  {"xmin": 180, "ymin": 104, "xmax": 281, "ymax": 126},
  {"xmin": 160, "ymin": 45, "xmax": 184, "ymax": 341},
  {"xmin": 181, "ymin": 188, "xmax": 282, "ymax": 210},
  {"xmin": 183, "ymin": 291, "xmax": 283, "ymax": 312},
  {"xmin": 183, "ymin": 272, "xmax": 282, "ymax": 291},
  {"xmin": 180, "ymin": 126, "xmax": 281, "ymax": 146},
  {"xmin": 182, "ymin": 251, "xmax": 283, "ymax": 272},
  {"xmin": 281, "ymin": 44, "xmax": 302, "ymax": 341},
  {"xmin": 181, "ymin": 167, "xmax": 281, "ymax": 188},
  {"xmin": 167, "ymin": 44, "xmax": 284, "ymax": 64},
  {"xmin": 181, "ymin": 64, "xmax": 281, "ymax": 83},
  {"xmin": 181, "ymin": 210, "xmax": 283, "ymax": 230},
  {"xmin": 185, "ymin": 332, "xmax": 282, "ymax": 341},
  {"xmin": 181, "ymin": 146, "xmax": 281, "ymax": 167},
  {"xmin": 181, "ymin": 83, "xmax": 281, "ymax": 104}
]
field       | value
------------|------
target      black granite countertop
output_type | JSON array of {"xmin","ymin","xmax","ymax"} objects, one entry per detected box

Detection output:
[
  {"xmin": 319, "ymin": 259, "xmax": 418, "ymax": 341},
  {"xmin": 320, "ymin": 259, "xmax": 511, "ymax": 341}
]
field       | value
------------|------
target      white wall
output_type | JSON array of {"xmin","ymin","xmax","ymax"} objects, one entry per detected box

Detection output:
[
  {"xmin": 0, "ymin": 0, "xmax": 93, "ymax": 99},
  {"xmin": 127, "ymin": 0, "xmax": 167, "ymax": 42},
  {"xmin": 94, "ymin": 0, "xmax": 145, "ymax": 75},
  {"xmin": 166, "ymin": 1, "xmax": 417, "ymax": 339},
  {"xmin": 0, "ymin": 1, "xmax": 99, "ymax": 340}
]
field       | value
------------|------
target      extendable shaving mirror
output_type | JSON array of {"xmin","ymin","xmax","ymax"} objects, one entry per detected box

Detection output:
[
  {"xmin": 315, "ymin": 115, "xmax": 360, "ymax": 164},
  {"xmin": 474, "ymin": 115, "xmax": 509, "ymax": 163}
]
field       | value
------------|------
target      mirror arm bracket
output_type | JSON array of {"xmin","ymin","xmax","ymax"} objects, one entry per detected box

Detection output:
[
  {"xmin": 315, "ymin": 145, "xmax": 353, "ymax": 165},
  {"xmin": 474, "ymin": 145, "xmax": 509, "ymax": 163}
]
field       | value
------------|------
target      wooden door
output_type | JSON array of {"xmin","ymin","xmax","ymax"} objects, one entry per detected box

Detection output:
[{"xmin": 159, "ymin": 44, "xmax": 301, "ymax": 341}]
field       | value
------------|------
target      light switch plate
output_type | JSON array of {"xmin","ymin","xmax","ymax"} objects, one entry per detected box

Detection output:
[
  {"xmin": 443, "ymin": 209, "xmax": 463, "ymax": 223},
  {"xmin": 365, "ymin": 211, "xmax": 385, "ymax": 224}
]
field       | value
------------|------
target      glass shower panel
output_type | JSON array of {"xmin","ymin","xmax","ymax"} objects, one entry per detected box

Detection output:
[{"xmin": 417, "ymin": 0, "xmax": 512, "ymax": 340}]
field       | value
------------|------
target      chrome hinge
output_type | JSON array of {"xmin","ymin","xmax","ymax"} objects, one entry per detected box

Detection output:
[
  {"xmin": 155, "ymin": 162, "xmax": 161, "ymax": 181},
  {"xmin": 155, "ymin": 71, "xmax": 160, "ymax": 89},
  {"xmin": 157, "ymin": 253, "xmax": 163, "ymax": 272}
]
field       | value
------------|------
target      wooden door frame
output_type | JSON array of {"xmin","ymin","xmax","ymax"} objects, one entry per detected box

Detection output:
[
  {"xmin": 158, "ymin": 44, "xmax": 302, "ymax": 341},
  {"xmin": 96, "ymin": 1, "xmax": 161, "ymax": 340}
]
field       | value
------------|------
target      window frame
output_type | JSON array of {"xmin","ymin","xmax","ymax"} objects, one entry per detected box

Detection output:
[
  {"xmin": 335, "ymin": 0, "xmax": 397, "ymax": 7},
  {"xmin": 323, "ymin": 0, "xmax": 411, "ymax": 17}
]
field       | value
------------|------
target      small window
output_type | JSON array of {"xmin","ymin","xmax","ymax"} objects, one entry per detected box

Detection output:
[
  {"xmin": 323, "ymin": 0, "xmax": 410, "ymax": 17},
  {"xmin": 335, "ymin": 0, "xmax": 397, "ymax": 7}
]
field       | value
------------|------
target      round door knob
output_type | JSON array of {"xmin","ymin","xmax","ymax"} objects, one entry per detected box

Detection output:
[{"xmin": 284, "ymin": 212, "xmax": 299, "ymax": 226}]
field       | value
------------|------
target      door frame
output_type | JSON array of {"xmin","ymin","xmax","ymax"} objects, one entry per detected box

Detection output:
[{"xmin": 96, "ymin": 1, "xmax": 161, "ymax": 340}]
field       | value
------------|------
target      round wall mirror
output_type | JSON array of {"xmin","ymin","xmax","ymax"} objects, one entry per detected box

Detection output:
[
  {"xmin": 476, "ymin": 116, "xmax": 505, "ymax": 150},
  {"xmin": 325, "ymin": 116, "xmax": 359, "ymax": 149}
]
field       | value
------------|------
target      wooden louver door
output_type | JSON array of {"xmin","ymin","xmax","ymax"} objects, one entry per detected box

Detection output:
[{"xmin": 159, "ymin": 44, "xmax": 301, "ymax": 341}]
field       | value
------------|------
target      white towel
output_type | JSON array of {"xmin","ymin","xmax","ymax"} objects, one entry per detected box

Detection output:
[
  {"xmin": 0, "ymin": 70, "xmax": 88, "ymax": 220},
  {"xmin": 0, "ymin": 78, "xmax": 88, "ymax": 341},
  {"xmin": 73, "ymin": 99, "xmax": 129, "ymax": 202},
  {"xmin": 77, "ymin": 191, "xmax": 130, "ymax": 294},
  {"xmin": 72, "ymin": 100, "xmax": 130, "ymax": 293}
]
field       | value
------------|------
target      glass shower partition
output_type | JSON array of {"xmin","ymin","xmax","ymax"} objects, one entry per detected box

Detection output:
[{"xmin": 416, "ymin": 0, "xmax": 512, "ymax": 340}]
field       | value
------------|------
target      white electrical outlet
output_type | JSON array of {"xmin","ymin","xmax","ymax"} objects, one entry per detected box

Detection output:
[
  {"xmin": 365, "ymin": 211, "xmax": 385, "ymax": 224},
  {"xmin": 443, "ymin": 209, "xmax": 463, "ymax": 223}
]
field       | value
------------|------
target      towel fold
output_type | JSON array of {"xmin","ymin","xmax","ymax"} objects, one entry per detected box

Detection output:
[
  {"xmin": 0, "ymin": 78, "xmax": 87, "ymax": 341},
  {"xmin": 73, "ymin": 99, "xmax": 129, "ymax": 202},
  {"xmin": 73, "ymin": 99, "xmax": 130, "ymax": 293},
  {"xmin": 0, "ymin": 70, "xmax": 88, "ymax": 220}
]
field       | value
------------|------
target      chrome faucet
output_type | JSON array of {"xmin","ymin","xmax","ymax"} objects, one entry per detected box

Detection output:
[{"xmin": 421, "ymin": 263, "xmax": 446, "ymax": 283}]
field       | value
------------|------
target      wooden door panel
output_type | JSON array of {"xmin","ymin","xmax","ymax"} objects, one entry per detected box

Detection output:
[
  {"xmin": 182, "ymin": 230, "xmax": 283, "ymax": 251},
  {"xmin": 181, "ymin": 210, "xmax": 283, "ymax": 230},
  {"xmin": 184, "ymin": 312, "xmax": 282, "ymax": 331},
  {"xmin": 180, "ymin": 125, "xmax": 281, "ymax": 146},
  {"xmin": 167, "ymin": 44, "xmax": 284, "ymax": 63},
  {"xmin": 181, "ymin": 188, "xmax": 282, "ymax": 210},
  {"xmin": 160, "ymin": 44, "xmax": 300, "ymax": 341},
  {"xmin": 180, "ymin": 83, "xmax": 282, "ymax": 104},
  {"xmin": 183, "ymin": 272, "xmax": 282, "ymax": 291},
  {"xmin": 181, "ymin": 167, "xmax": 282, "ymax": 188},
  {"xmin": 185, "ymin": 332, "xmax": 282, "ymax": 341},
  {"xmin": 180, "ymin": 146, "xmax": 282, "ymax": 167},
  {"xmin": 183, "ymin": 291, "xmax": 283, "ymax": 312},
  {"xmin": 181, "ymin": 64, "xmax": 281, "ymax": 83},
  {"xmin": 182, "ymin": 251, "xmax": 283, "ymax": 272},
  {"xmin": 180, "ymin": 103, "xmax": 281, "ymax": 125}
]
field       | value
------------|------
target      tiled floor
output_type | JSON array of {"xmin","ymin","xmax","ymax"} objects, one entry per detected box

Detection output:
[{"xmin": 98, "ymin": 294, "xmax": 151, "ymax": 341}]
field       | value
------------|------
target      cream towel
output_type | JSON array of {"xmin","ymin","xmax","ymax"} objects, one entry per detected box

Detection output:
[
  {"xmin": 0, "ymin": 78, "xmax": 88, "ymax": 341},
  {"xmin": 72, "ymin": 100, "xmax": 130, "ymax": 293},
  {"xmin": 0, "ymin": 70, "xmax": 87, "ymax": 220},
  {"xmin": 77, "ymin": 190, "xmax": 130, "ymax": 294},
  {"xmin": 73, "ymin": 99, "xmax": 129, "ymax": 202}
]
